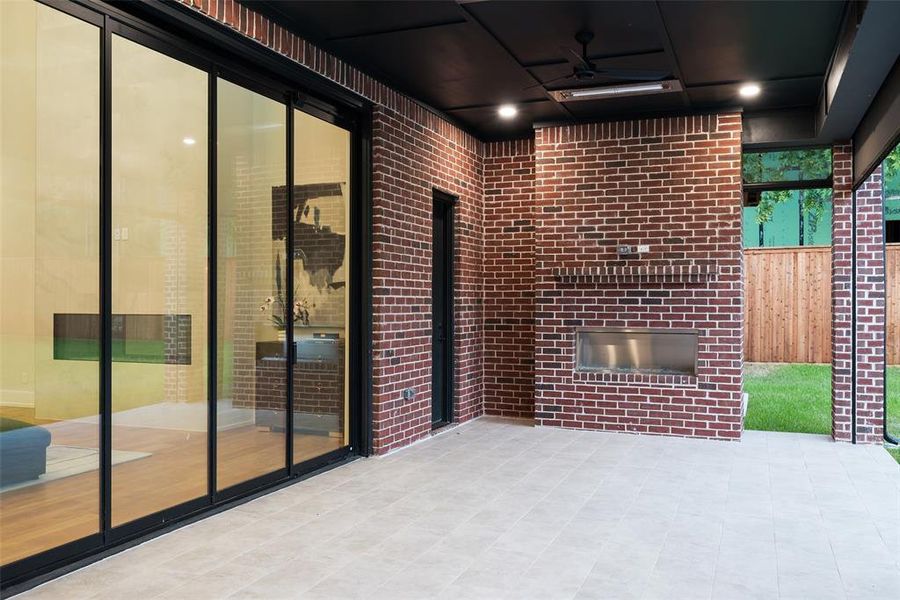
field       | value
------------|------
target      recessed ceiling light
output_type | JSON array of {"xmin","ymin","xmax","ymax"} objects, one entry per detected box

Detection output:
[
  {"xmin": 182, "ymin": 137, "xmax": 196, "ymax": 146},
  {"xmin": 498, "ymin": 104, "xmax": 517, "ymax": 119},
  {"xmin": 739, "ymin": 83, "xmax": 761, "ymax": 98}
]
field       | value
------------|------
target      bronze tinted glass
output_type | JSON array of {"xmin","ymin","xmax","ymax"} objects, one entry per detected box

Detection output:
[
  {"xmin": 110, "ymin": 34, "xmax": 208, "ymax": 526},
  {"xmin": 216, "ymin": 78, "xmax": 288, "ymax": 490},
  {"xmin": 291, "ymin": 110, "xmax": 350, "ymax": 463},
  {"xmin": 0, "ymin": 0, "xmax": 101, "ymax": 564}
]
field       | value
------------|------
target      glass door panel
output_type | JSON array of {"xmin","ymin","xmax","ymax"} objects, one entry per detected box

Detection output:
[
  {"xmin": 216, "ymin": 78, "xmax": 288, "ymax": 490},
  {"xmin": 291, "ymin": 110, "xmax": 350, "ymax": 464},
  {"xmin": 0, "ymin": 0, "xmax": 101, "ymax": 564},
  {"xmin": 110, "ymin": 35, "xmax": 208, "ymax": 526}
]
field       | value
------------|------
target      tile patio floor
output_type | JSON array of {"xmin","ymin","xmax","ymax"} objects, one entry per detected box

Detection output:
[{"xmin": 16, "ymin": 418, "xmax": 900, "ymax": 600}]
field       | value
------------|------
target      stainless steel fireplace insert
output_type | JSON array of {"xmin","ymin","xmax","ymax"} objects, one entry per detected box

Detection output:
[{"xmin": 575, "ymin": 328, "xmax": 699, "ymax": 376}]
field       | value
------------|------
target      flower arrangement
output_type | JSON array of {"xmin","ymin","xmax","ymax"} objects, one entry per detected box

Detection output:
[
  {"xmin": 259, "ymin": 255, "xmax": 314, "ymax": 329},
  {"xmin": 259, "ymin": 291, "xmax": 313, "ymax": 328}
]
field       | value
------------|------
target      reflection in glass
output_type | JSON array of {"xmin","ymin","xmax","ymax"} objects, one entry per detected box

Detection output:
[
  {"xmin": 53, "ymin": 313, "xmax": 192, "ymax": 364},
  {"xmin": 111, "ymin": 35, "xmax": 208, "ymax": 526},
  {"xmin": 576, "ymin": 329, "xmax": 698, "ymax": 376},
  {"xmin": 0, "ymin": 1, "xmax": 100, "ymax": 564},
  {"xmin": 742, "ymin": 148, "xmax": 832, "ymax": 184},
  {"xmin": 292, "ymin": 110, "xmax": 350, "ymax": 464},
  {"xmin": 216, "ymin": 79, "xmax": 288, "ymax": 490}
]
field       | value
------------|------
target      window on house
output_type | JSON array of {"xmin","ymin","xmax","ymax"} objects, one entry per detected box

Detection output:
[{"xmin": 742, "ymin": 149, "xmax": 833, "ymax": 248}]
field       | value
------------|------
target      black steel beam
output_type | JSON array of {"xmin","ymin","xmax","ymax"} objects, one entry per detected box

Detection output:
[
  {"xmin": 852, "ymin": 57, "xmax": 900, "ymax": 188},
  {"xmin": 742, "ymin": 177, "xmax": 833, "ymax": 194},
  {"xmin": 817, "ymin": 1, "xmax": 900, "ymax": 143},
  {"xmin": 742, "ymin": 108, "xmax": 818, "ymax": 149}
]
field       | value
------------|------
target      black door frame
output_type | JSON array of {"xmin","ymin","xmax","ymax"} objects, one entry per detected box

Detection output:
[
  {"xmin": 2, "ymin": 0, "xmax": 373, "ymax": 592},
  {"xmin": 432, "ymin": 189, "xmax": 456, "ymax": 428}
]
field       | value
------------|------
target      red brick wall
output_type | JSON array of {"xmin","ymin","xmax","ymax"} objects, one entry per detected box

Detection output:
[
  {"xmin": 371, "ymin": 106, "xmax": 484, "ymax": 452},
  {"xmin": 832, "ymin": 144, "xmax": 854, "ymax": 441},
  {"xmin": 854, "ymin": 166, "xmax": 885, "ymax": 443},
  {"xmin": 532, "ymin": 115, "xmax": 745, "ymax": 440},
  {"xmin": 483, "ymin": 139, "xmax": 535, "ymax": 418}
]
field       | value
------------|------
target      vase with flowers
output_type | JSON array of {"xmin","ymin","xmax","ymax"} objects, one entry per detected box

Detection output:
[{"xmin": 259, "ymin": 255, "xmax": 314, "ymax": 341}]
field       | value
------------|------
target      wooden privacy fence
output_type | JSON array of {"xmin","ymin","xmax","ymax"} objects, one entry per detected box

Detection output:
[
  {"xmin": 745, "ymin": 244, "xmax": 900, "ymax": 364},
  {"xmin": 888, "ymin": 243, "xmax": 900, "ymax": 365}
]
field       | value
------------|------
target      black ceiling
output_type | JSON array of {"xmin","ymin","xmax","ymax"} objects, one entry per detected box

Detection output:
[{"xmin": 247, "ymin": 0, "xmax": 847, "ymax": 141}]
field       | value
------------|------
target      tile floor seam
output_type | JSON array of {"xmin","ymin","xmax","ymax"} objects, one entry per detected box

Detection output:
[
  {"xmin": 813, "ymin": 446, "xmax": 856, "ymax": 599},
  {"xmin": 770, "ymin": 448, "xmax": 786, "ymax": 600},
  {"xmin": 708, "ymin": 486, "xmax": 728, "ymax": 600},
  {"xmin": 520, "ymin": 445, "xmax": 602, "ymax": 580},
  {"xmin": 447, "ymin": 437, "xmax": 599, "ymax": 595},
  {"xmin": 710, "ymin": 432, "xmax": 762, "ymax": 598},
  {"xmin": 447, "ymin": 472, "xmax": 558, "ymax": 584}
]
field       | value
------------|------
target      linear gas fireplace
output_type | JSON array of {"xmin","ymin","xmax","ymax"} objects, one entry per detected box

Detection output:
[{"xmin": 575, "ymin": 328, "xmax": 699, "ymax": 377}]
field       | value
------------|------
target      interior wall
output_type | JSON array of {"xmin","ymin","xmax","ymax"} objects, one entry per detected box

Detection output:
[
  {"xmin": 293, "ymin": 111, "xmax": 350, "ymax": 331},
  {"xmin": 110, "ymin": 34, "xmax": 208, "ymax": 417},
  {"xmin": 216, "ymin": 77, "xmax": 284, "ymax": 414},
  {"xmin": 292, "ymin": 110, "xmax": 351, "ymax": 450},
  {"xmin": 0, "ymin": 1, "xmax": 100, "ymax": 418},
  {"xmin": 1, "ymin": 12, "xmax": 215, "ymax": 422}
]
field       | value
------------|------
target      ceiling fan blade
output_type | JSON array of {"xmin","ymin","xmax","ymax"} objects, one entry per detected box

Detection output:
[
  {"xmin": 524, "ymin": 73, "xmax": 573, "ymax": 91},
  {"xmin": 560, "ymin": 46, "xmax": 591, "ymax": 69},
  {"xmin": 592, "ymin": 67, "xmax": 670, "ymax": 81}
]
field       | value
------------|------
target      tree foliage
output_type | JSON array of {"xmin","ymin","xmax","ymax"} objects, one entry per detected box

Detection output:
[
  {"xmin": 743, "ymin": 149, "xmax": 832, "ymax": 229},
  {"xmin": 742, "ymin": 149, "xmax": 831, "ymax": 184},
  {"xmin": 885, "ymin": 143, "xmax": 900, "ymax": 192}
]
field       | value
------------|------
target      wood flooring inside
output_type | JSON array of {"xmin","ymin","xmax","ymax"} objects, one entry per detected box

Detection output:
[{"xmin": 0, "ymin": 415, "xmax": 340, "ymax": 566}]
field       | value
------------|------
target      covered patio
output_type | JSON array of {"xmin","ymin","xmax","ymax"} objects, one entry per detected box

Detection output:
[
  {"xmin": 18, "ymin": 418, "xmax": 899, "ymax": 599},
  {"xmin": 3, "ymin": 0, "xmax": 900, "ymax": 595}
]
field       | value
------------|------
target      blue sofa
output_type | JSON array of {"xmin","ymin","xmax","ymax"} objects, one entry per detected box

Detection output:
[{"xmin": 0, "ymin": 418, "xmax": 52, "ymax": 487}]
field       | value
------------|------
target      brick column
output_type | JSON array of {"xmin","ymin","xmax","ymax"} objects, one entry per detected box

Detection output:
[
  {"xmin": 832, "ymin": 144, "xmax": 853, "ymax": 441},
  {"xmin": 854, "ymin": 166, "xmax": 886, "ymax": 443},
  {"xmin": 483, "ymin": 139, "xmax": 535, "ymax": 419}
]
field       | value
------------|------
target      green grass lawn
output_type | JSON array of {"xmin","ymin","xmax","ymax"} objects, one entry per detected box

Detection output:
[
  {"xmin": 888, "ymin": 446, "xmax": 900, "ymax": 463},
  {"xmin": 744, "ymin": 362, "xmax": 900, "ymax": 462}
]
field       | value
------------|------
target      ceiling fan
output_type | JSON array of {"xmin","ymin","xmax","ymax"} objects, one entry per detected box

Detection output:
[{"xmin": 530, "ymin": 30, "xmax": 670, "ymax": 90}]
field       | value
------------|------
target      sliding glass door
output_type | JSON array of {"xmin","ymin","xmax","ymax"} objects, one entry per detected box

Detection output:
[
  {"xmin": 216, "ymin": 79, "xmax": 288, "ymax": 491},
  {"xmin": 292, "ymin": 111, "xmax": 351, "ymax": 464},
  {"xmin": 110, "ymin": 34, "xmax": 209, "ymax": 526},
  {"xmin": 0, "ymin": 0, "xmax": 361, "ymax": 585},
  {"xmin": 0, "ymin": 0, "xmax": 101, "ymax": 565}
]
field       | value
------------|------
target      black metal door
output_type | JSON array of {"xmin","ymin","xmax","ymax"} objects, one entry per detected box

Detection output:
[{"xmin": 432, "ymin": 191, "xmax": 454, "ymax": 426}]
